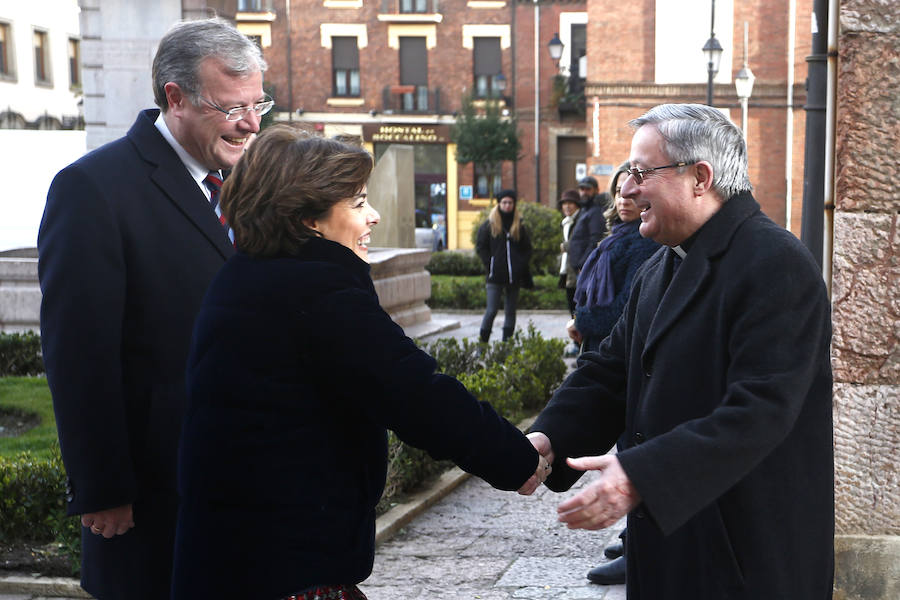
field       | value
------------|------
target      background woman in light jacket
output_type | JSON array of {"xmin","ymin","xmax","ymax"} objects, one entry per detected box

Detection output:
[{"xmin": 475, "ymin": 189, "xmax": 533, "ymax": 342}]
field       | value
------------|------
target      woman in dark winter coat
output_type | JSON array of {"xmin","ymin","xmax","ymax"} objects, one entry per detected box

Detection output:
[
  {"xmin": 171, "ymin": 127, "xmax": 550, "ymax": 600},
  {"xmin": 569, "ymin": 163, "xmax": 660, "ymax": 353},
  {"xmin": 475, "ymin": 189, "xmax": 534, "ymax": 342}
]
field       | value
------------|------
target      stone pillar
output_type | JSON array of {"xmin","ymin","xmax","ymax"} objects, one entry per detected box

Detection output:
[
  {"xmin": 831, "ymin": 2, "xmax": 900, "ymax": 598},
  {"xmin": 78, "ymin": 0, "xmax": 235, "ymax": 150},
  {"xmin": 367, "ymin": 144, "xmax": 416, "ymax": 249},
  {"xmin": 0, "ymin": 258, "xmax": 40, "ymax": 334}
]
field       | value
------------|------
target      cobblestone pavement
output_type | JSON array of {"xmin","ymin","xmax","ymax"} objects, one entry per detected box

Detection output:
[{"xmin": 364, "ymin": 474, "xmax": 627, "ymax": 600}]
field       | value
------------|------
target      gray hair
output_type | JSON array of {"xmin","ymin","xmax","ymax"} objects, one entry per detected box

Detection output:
[
  {"xmin": 152, "ymin": 17, "xmax": 267, "ymax": 111},
  {"xmin": 630, "ymin": 103, "xmax": 752, "ymax": 199}
]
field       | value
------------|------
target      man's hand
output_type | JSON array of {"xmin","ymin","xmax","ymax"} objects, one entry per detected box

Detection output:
[
  {"xmin": 82, "ymin": 504, "xmax": 135, "ymax": 539},
  {"xmin": 556, "ymin": 455, "xmax": 640, "ymax": 530},
  {"xmin": 517, "ymin": 453, "xmax": 552, "ymax": 495}
]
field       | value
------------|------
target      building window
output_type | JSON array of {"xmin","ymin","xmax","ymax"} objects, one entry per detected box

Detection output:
[
  {"xmin": 475, "ymin": 165, "xmax": 501, "ymax": 198},
  {"xmin": 332, "ymin": 37, "xmax": 360, "ymax": 97},
  {"xmin": 33, "ymin": 29, "xmax": 51, "ymax": 86},
  {"xmin": 399, "ymin": 37, "xmax": 428, "ymax": 111},
  {"xmin": 0, "ymin": 22, "xmax": 15, "ymax": 81},
  {"xmin": 68, "ymin": 38, "xmax": 80, "ymax": 89},
  {"xmin": 473, "ymin": 37, "xmax": 502, "ymax": 99},
  {"xmin": 238, "ymin": 0, "xmax": 264, "ymax": 10},
  {"xmin": 569, "ymin": 23, "xmax": 586, "ymax": 84},
  {"xmin": 400, "ymin": 0, "xmax": 428, "ymax": 13}
]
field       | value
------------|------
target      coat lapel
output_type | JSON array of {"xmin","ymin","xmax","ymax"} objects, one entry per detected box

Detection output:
[
  {"xmin": 641, "ymin": 193, "xmax": 761, "ymax": 364},
  {"xmin": 127, "ymin": 110, "xmax": 234, "ymax": 260}
]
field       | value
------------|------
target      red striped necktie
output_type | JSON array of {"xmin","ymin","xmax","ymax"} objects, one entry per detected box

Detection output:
[{"xmin": 203, "ymin": 171, "xmax": 234, "ymax": 245}]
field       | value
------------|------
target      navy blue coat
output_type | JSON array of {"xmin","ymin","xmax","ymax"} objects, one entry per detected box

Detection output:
[
  {"xmin": 532, "ymin": 193, "xmax": 834, "ymax": 599},
  {"xmin": 574, "ymin": 220, "xmax": 660, "ymax": 352},
  {"xmin": 172, "ymin": 238, "xmax": 539, "ymax": 599},
  {"xmin": 38, "ymin": 109, "xmax": 234, "ymax": 599}
]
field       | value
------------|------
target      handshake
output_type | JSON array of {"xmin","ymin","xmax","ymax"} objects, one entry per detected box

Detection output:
[
  {"xmin": 516, "ymin": 432, "xmax": 556, "ymax": 495},
  {"xmin": 516, "ymin": 431, "xmax": 642, "ymax": 532}
]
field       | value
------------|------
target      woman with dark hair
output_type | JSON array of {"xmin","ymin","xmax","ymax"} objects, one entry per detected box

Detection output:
[
  {"xmin": 171, "ymin": 126, "xmax": 549, "ymax": 600},
  {"xmin": 475, "ymin": 189, "xmax": 534, "ymax": 342},
  {"xmin": 568, "ymin": 162, "xmax": 661, "ymax": 354}
]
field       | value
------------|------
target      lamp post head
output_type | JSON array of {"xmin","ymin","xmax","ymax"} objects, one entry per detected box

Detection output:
[
  {"xmin": 702, "ymin": 35, "xmax": 724, "ymax": 76},
  {"xmin": 548, "ymin": 33, "xmax": 564, "ymax": 62},
  {"xmin": 734, "ymin": 65, "xmax": 755, "ymax": 100}
]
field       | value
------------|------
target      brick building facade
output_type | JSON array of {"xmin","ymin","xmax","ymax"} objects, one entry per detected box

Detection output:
[{"xmin": 259, "ymin": 0, "xmax": 811, "ymax": 248}]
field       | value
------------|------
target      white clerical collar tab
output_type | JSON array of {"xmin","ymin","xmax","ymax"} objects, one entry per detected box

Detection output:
[{"xmin": 672, "ymin": 245, "xmax": 687, "ymax": 259}]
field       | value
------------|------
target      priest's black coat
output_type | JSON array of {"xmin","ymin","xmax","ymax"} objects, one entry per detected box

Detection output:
[{"xmin": 532, "ymin": 193, "xmax": 834, "ymax": 599}]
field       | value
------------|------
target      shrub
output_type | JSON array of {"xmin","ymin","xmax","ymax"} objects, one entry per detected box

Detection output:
[
  {"xmin": 378, "ymin": 327, "xmax": 566, "ymax": 514},
  {"xmin": 519, "ymin": 202, "xmax": 563, "ymax": 275},
  {"xmin": 425, "ymin": 250, "xmax": 483, "ymax": 276},
  {"xmin": 428, "ymin": 274, "xmax": 567, "ymax": 310},
  {"xmin": 0, "ymin": 331, "xmax": 44, "ymax": 377}
]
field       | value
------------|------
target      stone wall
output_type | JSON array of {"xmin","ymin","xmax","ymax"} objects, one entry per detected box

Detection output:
[
  {"xmin": 831, "ymin": 1, "xmax": 900, "ymax": 598},
  {"xmin": 0, "ymin": 250, "xmax": 435, "ymax": 336},
  {"xmin": 0, "ymin": 258, "xmax": 40, "ymax": 334}
]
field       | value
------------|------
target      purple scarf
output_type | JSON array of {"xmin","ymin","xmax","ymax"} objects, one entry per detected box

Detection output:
[{"xmin": 574, "ymin": 219, "xmax": 638, "ymax": 309}]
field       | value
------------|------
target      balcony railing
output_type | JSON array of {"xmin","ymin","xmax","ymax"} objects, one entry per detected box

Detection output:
[{"xmin": 381, "ymin": 85, "xmax": 442, "ymax": 114}]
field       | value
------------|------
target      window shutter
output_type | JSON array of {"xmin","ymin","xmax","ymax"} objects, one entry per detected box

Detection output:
[
  {"xmin": 473, "ymin": 37, "xmax": 501, "ymax": 76},
  {"xmin": 399, "ymin": 37, "xmax": 427, "ymax": 85}
]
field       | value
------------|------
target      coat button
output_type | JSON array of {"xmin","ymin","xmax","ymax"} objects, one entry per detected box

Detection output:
[{"xmin": 634, "ymin": 432, "xmax": 645, "ymax": 444}]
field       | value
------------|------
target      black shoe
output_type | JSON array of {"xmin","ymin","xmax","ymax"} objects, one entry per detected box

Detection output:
[
  {"xmin": 587, "ymin": 556, "xmax": 626, "ymax": 585},
  {"xmin": 603, "ymin": 541, "xmax": 624, "ymax": 559}
]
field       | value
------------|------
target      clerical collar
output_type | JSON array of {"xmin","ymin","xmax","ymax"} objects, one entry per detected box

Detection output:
[{"xmin": 672, "ymin": 229, "xmax": 700, "ymax": 258}]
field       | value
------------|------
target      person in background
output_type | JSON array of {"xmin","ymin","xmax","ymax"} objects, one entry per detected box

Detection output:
[
  {"xmin": 565, "ymin": 161, "xmax": 661, "ymax": 585},
  {"xmin": 568, "ymin": 162, "xmax": 661, "ymax": 355},
  {"xmin": 566, "ymin": 176, "xmax": 609, "ymax": 275},
  {"xmin": 528, "ymin": 103, "xmax": 833, "ymax": 599},
  {"xmin": 37, "ymin": 18, "xmax": 267, "ymax": 599},
  {"xmin": 558, "ymin": 188, "xmax": 582, "ymax": 316},
  {"xmin": 171, "ymin": 127, "xmax": 550, "ymax": 600},
  {"xmin": 557, "ymin": 188, "xmax": 582, "ymax": 356},
  {"xmin": 475, "ymin": 189, "xmax": 534, "ymax": 342}
]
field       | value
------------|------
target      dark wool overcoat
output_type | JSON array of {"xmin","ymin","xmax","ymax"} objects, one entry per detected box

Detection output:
[
  {"xmin": 38, "ymin": 109, "xmax": 234, "ymax": 599},
  {"xmin": 171, "ymin": 238, "xmax": 539, "ymax": 599},
  {"xmin": 475, "ymin": 219, "xmax": 534, "ymax": 288},
  {"xmin": 532, "ymin": 192, "xmax": 834, "ymax": 599}
]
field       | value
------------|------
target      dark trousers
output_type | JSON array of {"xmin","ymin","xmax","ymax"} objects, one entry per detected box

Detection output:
[{"xmin": 481, "ymin": 283, "xmax": 520, "ymax": 340}]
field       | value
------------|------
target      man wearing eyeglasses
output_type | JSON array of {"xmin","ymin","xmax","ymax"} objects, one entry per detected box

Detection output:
[
  {"xmin": 38, "ymin": 17, "xmax": 269, "ymax": 600},
  {"xmin": 528, "ymin": 104, "xmax": 833, "ymax": 598}
]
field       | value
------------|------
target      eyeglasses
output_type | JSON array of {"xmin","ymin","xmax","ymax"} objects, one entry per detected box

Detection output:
[
  {"xmin": 625, "ymin": 161, "xmax": 696, "ymax": 185},
  {"xmin": 199, "ymin": 94, "xmax": 274, "ymax": 122}
]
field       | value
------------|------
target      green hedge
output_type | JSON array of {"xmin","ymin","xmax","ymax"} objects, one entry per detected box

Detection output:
[
  {"xmin": 428, "ymin": 274, "xmax": 568, "ymax": 310},
  {"xmin": 381, "ymin": 326, "xmax": 566, "ymax": 513},
  {"xmin": 0, "ymin": 331, "xmax": 44, "ymax": 377},
  {"xmin": 425, "ymin": 250, "xmax": 483, "ymax": 276}
]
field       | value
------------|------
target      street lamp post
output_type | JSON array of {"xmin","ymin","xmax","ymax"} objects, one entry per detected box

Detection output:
[
  {"xmin": 702, "ymin": 0, "xmax": 724, "ymax": 106},
  {"xmin": 734, "ymin": 22, "xmax": 756, "ymax": 138},
  {"xmin": 548, "ymin": 32, "xmax": 564, "ymax": 67}
]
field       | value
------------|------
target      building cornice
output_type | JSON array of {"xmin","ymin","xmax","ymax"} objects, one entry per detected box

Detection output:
[{"xmin": 584, "ymin": 82, "xmax": 808, "ymax": 107}]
